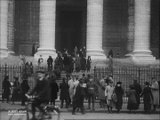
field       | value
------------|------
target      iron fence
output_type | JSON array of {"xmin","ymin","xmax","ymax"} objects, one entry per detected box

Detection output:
[
  {"xmin": 94, "ymin": 66, "xmax": 160, "ymax": 94},
  {"xmin": 0, "ymin": 65, "xmax": 160, "ymax": 97}
]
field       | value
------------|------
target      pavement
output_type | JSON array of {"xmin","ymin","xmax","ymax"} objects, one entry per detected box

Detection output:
[{"xmin": 0, "ymin": 101, "xmax": 160, "ymax": 120}]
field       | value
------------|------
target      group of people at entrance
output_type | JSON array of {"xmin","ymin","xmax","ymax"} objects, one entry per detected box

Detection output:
[{"xmin": 37, "ymin": 49, "xmax": 92, "ymax": 75}]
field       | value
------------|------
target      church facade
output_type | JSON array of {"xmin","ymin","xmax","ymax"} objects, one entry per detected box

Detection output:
[{"xmin": 0, "ymin": 0, "xmax": 159, "ymax": 63}]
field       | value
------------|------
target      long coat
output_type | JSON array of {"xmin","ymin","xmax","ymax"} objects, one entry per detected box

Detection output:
[
  {"xmin": 73, "ymin": 84, "xmax": 85, "ymax": 107},
  {"xmin": 133, "ymin": 83, "xmax": 142, "ymax": 108},
  {"xmin": 97, "ymin": 79, "xmax": 106, "ymax": 100},
  {"xmin": 115, "ymin": 86, "xmax": 124, "ymax": 110},
  {"xmin": 127, "ymin": 89, "xmax": 138, "ymax": 110},
  {"xmin": 30, "ymin": 79, "xmax": 51, "ymax": 101},
  {"xmin": 50, "ymin": 81, "xmax": 59, "ymax": 100},
  {"xmin": 141, "ymin": 86, "xmax": 153, "ymax": 111},
  {"xmin": 151, "ymin": 81, "xmax": 159, "ymax": 105},
  {"xmin": 105, "ymin": 85, "xmax": 114, "ymax": 107},
  {"xmin": 2, "ymin": 80, "xmax": 11, "ymax": 99},
  {"xmin": 68, "ymin": 79, "xmax": 75, "ymax": 101},
  {"xmin": 60, "ymin": 82, "xmax": 70, "ymax": 100}
]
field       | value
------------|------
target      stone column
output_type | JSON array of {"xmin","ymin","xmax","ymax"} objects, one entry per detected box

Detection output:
[
  {"xmin": 34, "ymin": 0, "xmax": 56, "ymax": 59},
  {"xmin": 7, "ymin": 0, "xmax": 15, "ymax": 54},
  {"xmin": 132, "ymin": 0, "xmax": 155, "ymax": 62},
  {"xmin": 126, "ymin": 0, "xmax": 134, "ymax": 56},
  {"xmin": 0, "ymin": 0, "xmax": 9, "ymax": 58},
  {"xmin": 86, "ymin": 0, "xmax": 106, "ymax": 61}
]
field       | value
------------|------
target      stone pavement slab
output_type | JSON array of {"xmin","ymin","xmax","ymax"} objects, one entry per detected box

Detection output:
[{"xmin": 0, "ymin": 111, "xmax": 160, "ymax": 120}]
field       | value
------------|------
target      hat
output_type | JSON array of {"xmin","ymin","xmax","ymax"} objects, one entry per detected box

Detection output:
[
  {"xmin": 145, "ymin": 81, "xmax": 150, "ymax": 85},
  {"xmin": 129, "ymin": 85, "xmax": 134, "ymax": 89},
  {"xmin": 117, "ymin": 81, "xmax": 122, "ymax": 84},
  {"xmin": 36, "ymin": 70, "xmax": 45, "ymax": 74}
]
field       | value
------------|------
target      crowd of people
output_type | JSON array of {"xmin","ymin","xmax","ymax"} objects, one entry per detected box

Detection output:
[
  {"xmin": 37, "ymin": 49, "xmax": 92, "ymax": 75},
  {"xmin": 2, "ymin": 69, "xmax": 159, "ymax": 117}
]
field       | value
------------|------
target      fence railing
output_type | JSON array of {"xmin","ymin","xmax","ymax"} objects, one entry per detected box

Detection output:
[
  {"xmin": 93, "ymin": 66, "xmax": 160, "ymax": 93},
  {"xmin": 0, "ymin": 65, "xmax": 160, "ymax": 96}
]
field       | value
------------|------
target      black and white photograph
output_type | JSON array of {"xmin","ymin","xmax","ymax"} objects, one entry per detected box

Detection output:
[{"xmin": 0, "ymin": 0, "xmax": 159, "ymax": 120}]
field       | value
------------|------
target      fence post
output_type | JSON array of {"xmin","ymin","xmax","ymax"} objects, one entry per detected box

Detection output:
[
  {"xmin": 94, "ymin": 66, "xmax": 96, "ymax": 81},
  {"xmin": 138, "ymin": 67, "xmax": 141, "ymax": 83},
  {"xmin": 5, "ymin": 64, "xmax": 8, "ymax": 76}
]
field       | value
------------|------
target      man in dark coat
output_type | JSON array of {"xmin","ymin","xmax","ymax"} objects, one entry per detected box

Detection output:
[
  {"xmin": 11, "ymin": 77, "xmax": 20, "ymax": 104},
  {"xmin": 140, "ymin": 82, "xmax": 153, "ymax": 113},
  {"xmin": 21, "ymin": 79, "xmax": 30, "ymax": 105},
  {"xmin": 115, "ymin": 81, "xmax": 124, "ymax": 112},
  {"xmin": 72, "ymin": 79, "xmax": 85, "ymax": 115},
  {"xmin": 2, "ymin": 76, "xmax": 11, "ymax": 103},
  {"xmin": 47, "ymin": 56, "xmax": 53, "ymax": 71},
  {"xmin": 87, "ymin": 78, "xmax": 98, "ymax": 111},
  {"xmin": 60, "ymin": 78, "xmax": 70, "ymax": 108},
  {"xmin": 133, "ymin": 80, "xmax": 142, "ymax": 109},
  {"xmin": 29, "ymin": 70, "xmax": 51, "ymax": 119},
  {"xmin": 50, "ymin": 75, "xmax": 59, "ymax": 105}
]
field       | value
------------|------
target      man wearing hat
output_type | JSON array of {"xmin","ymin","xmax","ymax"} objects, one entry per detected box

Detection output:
[
  {"xmin": 115, "ymin": 81, "xmax": 124, "ymax": 113},
  {"xmin": 29, "ymin": 70, "xmax": 51, "ymax": 119},
  {"xmin": 140, "ymin": 82, "xmax": 153, "ymax": 113}
]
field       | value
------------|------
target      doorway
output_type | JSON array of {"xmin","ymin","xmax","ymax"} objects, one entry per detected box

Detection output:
[{"xmin": 55, "ymin": 10, "xmax": 86, "ymax": 55}]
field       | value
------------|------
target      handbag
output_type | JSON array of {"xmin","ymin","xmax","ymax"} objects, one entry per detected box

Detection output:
[{"xmin": 112, "ymin": 93, "xmax": 117, "ymax": 103}]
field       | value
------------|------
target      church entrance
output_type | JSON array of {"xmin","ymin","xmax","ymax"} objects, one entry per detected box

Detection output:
[{"xmin": 55, "ymin": 9, "xmax": 86, "ymax": 56}]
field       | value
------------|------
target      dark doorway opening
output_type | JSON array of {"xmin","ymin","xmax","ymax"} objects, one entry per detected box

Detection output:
[{"xmin": 55, "ymin": 10, "xmax": 85, "ymax": 55}]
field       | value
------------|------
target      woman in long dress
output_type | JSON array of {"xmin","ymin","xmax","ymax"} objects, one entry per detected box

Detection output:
[
  {"xmin": 140, "ymin": 82, "xmax": 153, "ymax": 113},
  {"xmin": 115, "ymin": 81, "xmax": 124, "ymax": 113},
  {"xmin": 105, "ymin": 80, "xmax": 114, "ymax": 113},
  {"xmin": 150, "ymin": 78, "xmax": 159, "ymax": 111},
  {"xmin": 127, "ymin": 85, "xmax": 138, "ymax": 112}
]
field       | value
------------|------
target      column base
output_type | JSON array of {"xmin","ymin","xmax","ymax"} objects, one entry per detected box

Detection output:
[
  {"xmin": 129, "ymin": 50, "xmax": 156, "ymax": 65},
  {"xmin": 34, "ymin": 48, "xmax": 57, "ymax": 61},
  {"xmin": 87, "ymin": 50, "xmax": 107, "ymax": 67},
  {"xmin": 8, "ymin": 50, "xmax": 15, "ymax": 55},
  {"xmin": 0, "ymin": 49, "xmax": 8, "ymax": 58}
]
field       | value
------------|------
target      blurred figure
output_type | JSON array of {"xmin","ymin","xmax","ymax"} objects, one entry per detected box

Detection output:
[
  {"xmin": 133, "ymin": 80, "xmax": 142, "ymax": 109},
  {"xmin": 97, "ymin": 76, "xmax": 107, "ymax": 108},
  {"xmin": 29, "ymin": 70, "xmax": 51, "ymax": 120},
  {"xmin": 38, "ymin": 55, "xmax": 43, "ymax": 69},
  {"xmin": 11, "ymin": 77, "xmax": 20, "ymax": 104},
  {"xmin": 47, "ymin": 56, "xmax": 53, "ymax": 71},
  {"xmin": 21, "ymin": 79, "xmax": 30, "ymax": 105},
  {"xmin": 87, "ymin": 77, "xmax": 97, "ymax": 111},
  {"xmin": 2, "ymin": 76, "xmax": 11, "ymax": 103},
  {"xmin": 150, "ymin": 77, "xmax": 159, "ymax": 111},
  {"xmin": 72, "ymin": 80, "xmax": 85, "ymax": 115},
  {"xmin": 68, "ymin": 76, "xmax": 75, "ymax": 105},
  {"xmin": 86, "ymin": 56, "xmax": 91, "ymax": 72},
  {"xmin": 60, "ymin": 78, "xmax": 70, "ymax": 108},
  {"xmin": 105, "ymin": 79, "xmax": 114, "ymax": 113},
  {"xmin": 140, "ymin": 82, "xmax": 153, "ymax": 113},
  {"xmin": 54, "ymin": 52, "xmax": 63, "ymax": 78},
  {"xmin": 127, "ymin": 85, "xmax": 138, "ymax": 113},
  {"xmin": 115, "ymin": 81, "xmax": 124, "ymax": 113},
  {"xmin": 50, "ymin": 75, "xmax": 59, "ymax": 105}
]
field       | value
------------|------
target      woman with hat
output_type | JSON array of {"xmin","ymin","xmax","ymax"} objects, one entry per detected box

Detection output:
[
  {"xmin": 2, "ymin": 75, "xmax": 11, "ymax": 103},
  {"xmin": 140, "ymin": 82, "xmax": 153, "ymax": 113},
  {"xmin": 105, "ymin": 78, "xmax": 115, "ymax": 113},
  {"xmin": 127, "ymin": 85, "xmax": 138, "ymax": 112},
  {"xmin": 115, "ymin": 81, "xmax": 124, "ymax": 113}
]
